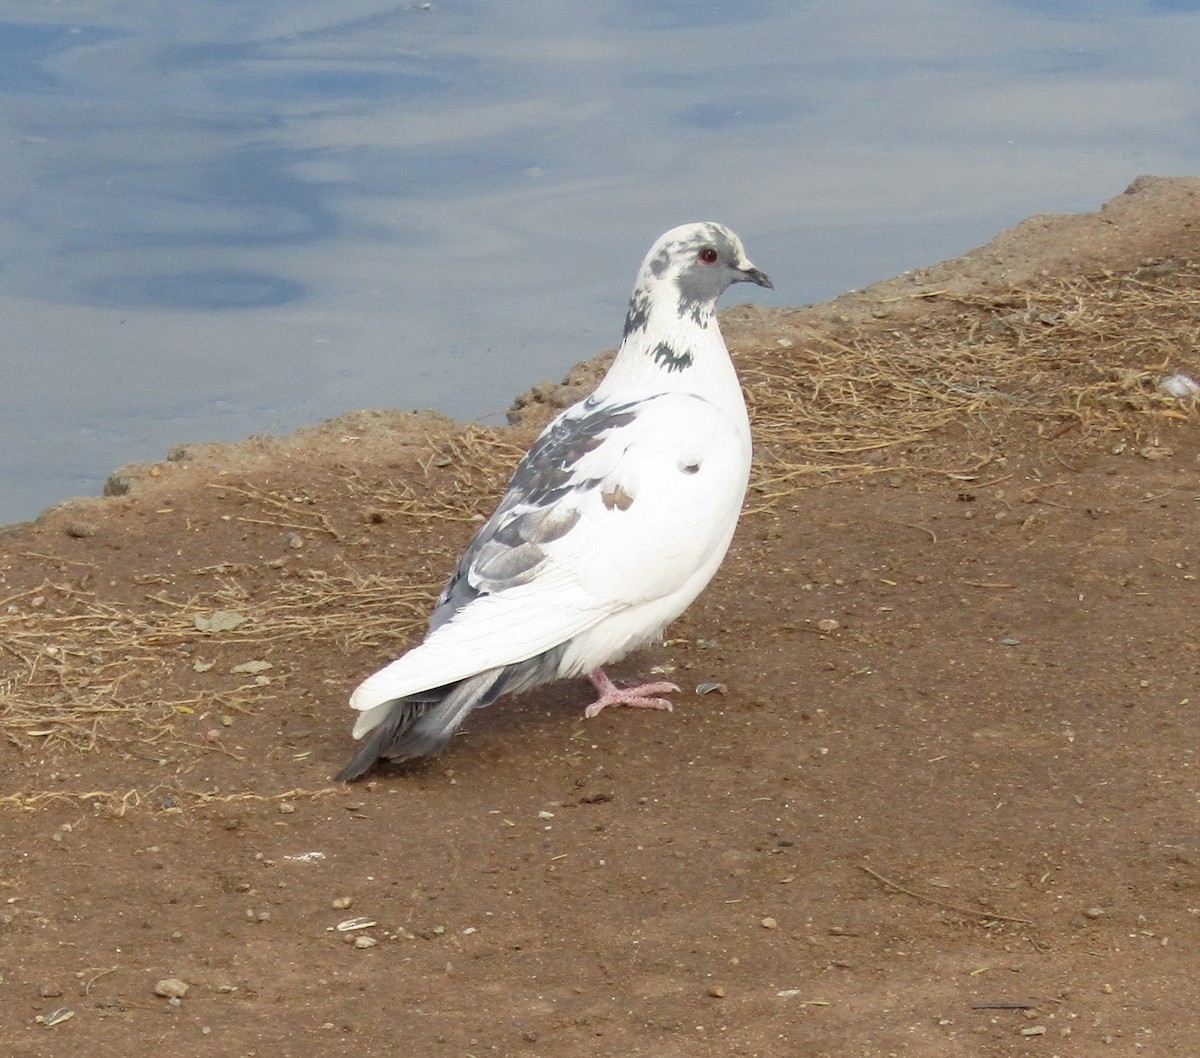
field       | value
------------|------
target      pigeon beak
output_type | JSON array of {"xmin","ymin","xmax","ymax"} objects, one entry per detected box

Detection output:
[{"xmin": 737, "ymin": 263, "xmax": 773, "ymax": 289}]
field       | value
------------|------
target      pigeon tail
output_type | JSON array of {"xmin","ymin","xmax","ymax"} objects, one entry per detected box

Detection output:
[{"xmin": 336, "ymin": 668, "xmax": 507, "ymax": 781}]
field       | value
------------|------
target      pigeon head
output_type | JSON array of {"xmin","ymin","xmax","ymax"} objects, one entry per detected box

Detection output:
[{"xmin": 625, "ymin": 222, "xmax": 771, "ymax": 336}]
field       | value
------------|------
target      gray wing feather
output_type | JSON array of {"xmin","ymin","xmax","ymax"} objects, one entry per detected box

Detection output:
[{"xmin": 430, "ymin": 397, "xmax": 653, "ymax": 630}]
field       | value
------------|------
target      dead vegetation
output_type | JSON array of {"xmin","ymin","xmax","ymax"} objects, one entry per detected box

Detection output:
[{"xmin": 741, "ymin": 263, "xmax": 1200, "ymax": 498}]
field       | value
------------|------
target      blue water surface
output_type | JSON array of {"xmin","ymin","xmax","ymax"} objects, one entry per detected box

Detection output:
[{"xmin": 1, "ymin": 0, "xmax": 1198, "ymax": 522}]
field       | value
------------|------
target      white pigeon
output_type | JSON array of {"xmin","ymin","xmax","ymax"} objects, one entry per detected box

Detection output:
[{"xmin": 337, "ymin": 222, "xmax": 771, "ymax": 780}]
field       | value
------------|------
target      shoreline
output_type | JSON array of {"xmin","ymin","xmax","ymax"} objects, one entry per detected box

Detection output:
[{"xmin": 11, "ymin": 173, "xmax": 1200, "ymax": 536}]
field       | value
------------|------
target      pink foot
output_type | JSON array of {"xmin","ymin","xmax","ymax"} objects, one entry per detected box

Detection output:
[{"xmin": 583, "ymin": 668, "xmax": 680, "ymax": 719}]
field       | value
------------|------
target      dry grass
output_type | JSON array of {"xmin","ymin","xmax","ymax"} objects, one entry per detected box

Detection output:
[
  {"xmin": 0, "ymin": 423, "xmax": 526, "ymax": 784},
  {"xmin": 345, "ymin": 424, "xmax": 527, "ymax": 523},
  {"xmin": 0, "ymin": 569, "xmax": 436, "ymax": 753},
  {"xmin": 741, "ymin": 264, "xmax": 1200, "ymax": 499},
  {"xmin": 2, "ymin": 262, "xmax": 1197, "ymax": 795}
]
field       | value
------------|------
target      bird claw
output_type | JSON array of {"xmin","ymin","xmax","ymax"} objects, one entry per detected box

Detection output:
[{"xmin": 583, "ymin": 672, "xmax": 680, "ymax": 719}]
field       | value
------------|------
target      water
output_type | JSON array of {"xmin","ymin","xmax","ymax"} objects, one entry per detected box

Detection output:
[{"xmin": 2, "ymin": 0, "xmax": 1199, "ymax": 524}]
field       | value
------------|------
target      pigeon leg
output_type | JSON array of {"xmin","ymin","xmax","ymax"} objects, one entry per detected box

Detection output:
[{"xmin": 583, "ymin": 668, "xmax": 680, "ymax": 719}]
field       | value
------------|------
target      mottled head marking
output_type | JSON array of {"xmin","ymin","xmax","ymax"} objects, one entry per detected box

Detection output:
[{"xmin": 620, "ymin": 222, "xmax": 772, "ymax": 343}]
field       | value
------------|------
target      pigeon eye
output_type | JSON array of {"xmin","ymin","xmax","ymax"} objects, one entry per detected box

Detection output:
[{"xmin": 698, "ymin": 247, "xmax": 718, "ymax": 264}]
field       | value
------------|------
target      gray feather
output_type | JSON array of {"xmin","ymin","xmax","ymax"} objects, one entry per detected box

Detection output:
[
  {"xmin": 335, "ymin": 644, "xmax": 569, "ymax": 778},
  {"xmin": 432, "ymin": 398, "xmax": 652, "ymax": 624}
]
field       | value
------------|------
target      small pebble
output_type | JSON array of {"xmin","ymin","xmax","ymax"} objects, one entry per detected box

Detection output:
[
  {"xmin": 332, "ymin": 896, "xmax": 353, "ymax": 910},
  {"xmin": 153, "ymin": 978, "xmax": 189, "ymax": 999},
  {"xmin": 706, "ymin": 985, "xmax": 726, "ymax": 999},
  {"xmin": 278, "ymin": 802, "xmax": 295, "ymax": 815},
  {"xmin": 816, "ymin": 618, "xmax": 839, "ymax": 633},
  {"xmin": 1019, "ymin": 1025, "xmax": 1046, "ymax": 1036},
  {"xmin": 761, "ymin": 916, "xmax": 778, "ymax": 930},
  {"xmin": 354, "ymin": 936, "xmax": 378, "ymax": 949},
  {"xmin": 38, "ymin": 982, "xmax": 63, "ymax": 998}
]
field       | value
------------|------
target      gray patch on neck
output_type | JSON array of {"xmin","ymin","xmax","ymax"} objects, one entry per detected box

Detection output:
[
  {"xmin": 676, "ymin": 295, "xmax": 712, "ymax": 328},
  {"xmin": 651, "ymin": 340, "xmax": 694, "ymax": 372},
  {"xmin": 623, "ymin": 287, "xmax": 652, "ymax": 336}
]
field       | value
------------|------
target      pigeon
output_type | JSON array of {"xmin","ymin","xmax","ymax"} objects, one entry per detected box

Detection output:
[{"xmin": 336, "ymin": 222, "xmax": 771, "ymax": 780}]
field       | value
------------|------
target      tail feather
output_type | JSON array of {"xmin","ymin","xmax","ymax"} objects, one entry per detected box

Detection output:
[
  {"xmin": 335, "ymin": 668, "xmax": 507, "ymax": 782},
  {"xmin": 336, "ymin": 700, "xmax": 425, "ymax": 782}
]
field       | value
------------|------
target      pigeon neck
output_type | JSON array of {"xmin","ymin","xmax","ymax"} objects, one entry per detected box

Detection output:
[{"xmin": 597, "ymin": 292, "xmax": 736, "ymax": 402}]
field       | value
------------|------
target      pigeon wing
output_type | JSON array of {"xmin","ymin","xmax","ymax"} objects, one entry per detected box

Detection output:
[{"xmin": 539, "ymin": 392, "xmax": 749, "ymax": 604}]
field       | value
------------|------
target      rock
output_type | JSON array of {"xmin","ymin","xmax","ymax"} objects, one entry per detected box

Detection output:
[
  {"xmin": 194, "ymin": 610, "xmax": 248, "ymax": 633},
  {"xmin": 102, "ymin": 466, "xmax": 138, "ymax": 497},
  {"xmin": 153, "ymin": 977, "xmax": 189, "ymax": 999}
]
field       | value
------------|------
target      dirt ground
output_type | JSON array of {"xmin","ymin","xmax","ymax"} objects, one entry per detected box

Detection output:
[{"xmin": 2, "ymin": 175, "xmax": 1200, "ymax": 1058}]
